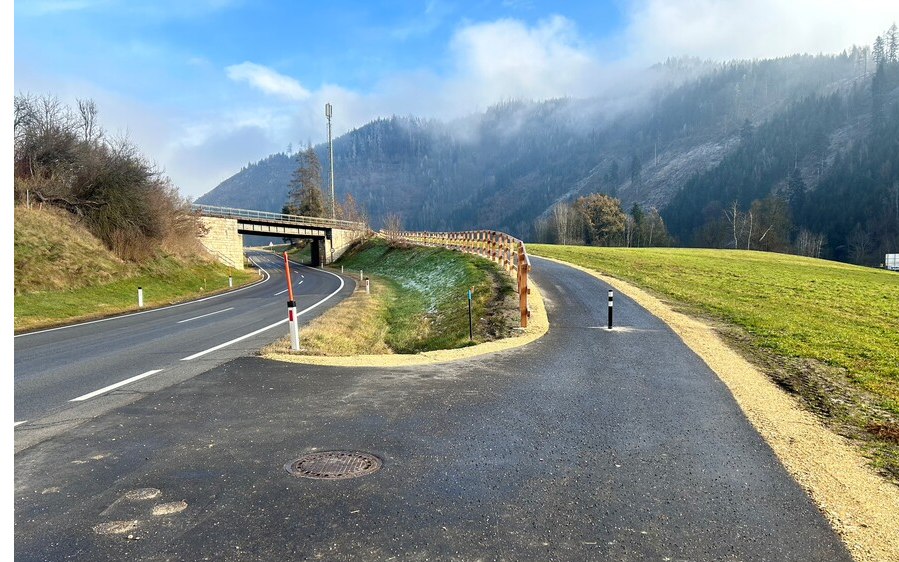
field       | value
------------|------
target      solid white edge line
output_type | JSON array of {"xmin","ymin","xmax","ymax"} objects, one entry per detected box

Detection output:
[
  {"xmin": 70, "ymin": 369, "xmax": 164, "ymax": 402},
  {"xmin": 181, "ymin": 262, "xmax": 346, "ymax": 361},
  {"xmin": 16, "ymin": 253, "xmax": 272, "ymax": 338},
  {"xmin": 176, "ymin": 307, "xmax": 234, "ymax": 324},
  {"xmin": 14, "ymin": 421, "xmax": 27, "ymax": 427},
  {"xmin": 180, "ymin": 319, "xmax": 288, "ymax": 361}
]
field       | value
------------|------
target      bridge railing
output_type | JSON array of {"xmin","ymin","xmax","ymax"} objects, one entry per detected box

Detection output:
[
  {"xmin": 191, "ymin": 204, "xmax": 365, "ymax": 231},
  {"xmin": 392, "ymin": 229, "xmax": 531, "ymax": 328}
]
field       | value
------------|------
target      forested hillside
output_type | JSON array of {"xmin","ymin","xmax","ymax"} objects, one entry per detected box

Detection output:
[{"xmin": 198, "ymin": 36, "xmax": 899, "ymax": 266}]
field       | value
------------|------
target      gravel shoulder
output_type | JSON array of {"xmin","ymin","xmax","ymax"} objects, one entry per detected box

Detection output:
[{"xmin": 263, "ymin": 256, "xmax": 898, "ymax": 561}]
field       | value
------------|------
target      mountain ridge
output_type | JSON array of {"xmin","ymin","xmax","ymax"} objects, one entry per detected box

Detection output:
[{"xmin": 197, "ymin": 49, "xmax": 899, "ymax": 265}]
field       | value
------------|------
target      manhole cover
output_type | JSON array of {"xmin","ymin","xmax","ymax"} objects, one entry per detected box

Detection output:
[{"xmin": 286, "ymin": 451, "xmax": 382, "ymax": 480}]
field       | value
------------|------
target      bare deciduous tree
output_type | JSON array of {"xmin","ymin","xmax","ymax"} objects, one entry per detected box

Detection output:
[
  {"xmin": 551, "ymin": 201, "xmax": 571, "ymax": 245},
  {"xmin": 382, "ymin": 212, "xmax": 403, "ymax": 242},
  {"xmin": 796, "ymin": 229, "xmax": 826, "ymax": 258},
  {"xmin": 77, "ymin": 98, "xmax": 100, "ymax": 143},
  {"xmin": 723, "ymin": 201, "xmax": 743, "ymax": 249}
]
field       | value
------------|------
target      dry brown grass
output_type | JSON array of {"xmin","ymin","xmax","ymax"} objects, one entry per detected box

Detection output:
[
  {"xmin": 261, "ymin": 280, "xmax": 393, "ymax": 356},
  {"xmin": 14, "ymin": 205, "xmax": 131, "ymax": 294}
]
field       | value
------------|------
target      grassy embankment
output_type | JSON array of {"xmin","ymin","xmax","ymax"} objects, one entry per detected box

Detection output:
[
  {"xmin": 529, "ymin": 244, "xmax": 899, "ymax": 478},
  {"xmin": 276, "ymin": 237, "xmax": 516, "ymax": 355},
  {"xmin": 14, "ymin": 206, "xmax": 257, "ymax": 332}
]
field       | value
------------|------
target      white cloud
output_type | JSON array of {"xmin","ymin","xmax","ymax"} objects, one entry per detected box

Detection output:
[
  {"xmin": 225, "ymin": 62, "xmax": 311, "ymax": 100},
  {"xmin": 447, "ymin": 16, "xmax": 601, "ymax": 104},
  {"xmin": 624, "ymin": 0, "xmax": 897, "ymax": 62}
]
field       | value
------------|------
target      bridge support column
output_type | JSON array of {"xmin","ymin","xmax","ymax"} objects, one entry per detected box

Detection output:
[
  {"xmin": 311, "ymin": 239, "xmax": 324, "ymax": 267},
  {"xmin": 198, "ymin": 216, "xmax": 244, "ymax": 269}
]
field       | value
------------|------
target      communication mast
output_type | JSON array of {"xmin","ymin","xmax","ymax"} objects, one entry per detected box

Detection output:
[{"xmin": 325, "ymin": 103, "xmax": 335, "ymax": 220}]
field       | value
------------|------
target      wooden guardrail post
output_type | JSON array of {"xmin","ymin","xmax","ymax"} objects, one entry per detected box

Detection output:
[
  {"xmin": 517, "ymin": 242, "xmax": 530, "ymax": 328},
  {"xmin": 491, "ymin": 231, "xmax": 498, "ymax": 263},
  {"xmin": 503, "ymin": 235, "xmax": 511, "ymax": 273}
]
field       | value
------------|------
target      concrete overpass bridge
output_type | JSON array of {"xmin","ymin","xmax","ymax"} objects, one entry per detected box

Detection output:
[{"xmin": 191, "ymin": 204, "xmax": 366, "ymax": 268}]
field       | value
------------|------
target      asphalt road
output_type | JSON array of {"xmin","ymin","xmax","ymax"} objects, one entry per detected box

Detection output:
[
  {"xmin": 13, "ymin": 250, "xmax": 353, "ymax": 449},
  {"xmin": 13, "ymin": 256, "xmax": 852, "ymax": 561}
]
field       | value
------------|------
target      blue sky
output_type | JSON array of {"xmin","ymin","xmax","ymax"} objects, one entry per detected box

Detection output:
[{"xmin": 13, "ymin": 0, "xmax": 897, "ymax": 199}]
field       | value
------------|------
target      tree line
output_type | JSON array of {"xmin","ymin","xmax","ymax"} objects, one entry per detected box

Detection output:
[{"xmin": 533, "ymin": 194, "xmax": 671, "ymax": 248}]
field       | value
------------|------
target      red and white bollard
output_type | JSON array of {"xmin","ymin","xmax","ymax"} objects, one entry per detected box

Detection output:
[
  {"xmin": 283, "ymin": 251, "xmax": 300, "ymax": 351},
  {"xmin": 287, "ymin": 299, "xmax": 300, "ymax": 351}
]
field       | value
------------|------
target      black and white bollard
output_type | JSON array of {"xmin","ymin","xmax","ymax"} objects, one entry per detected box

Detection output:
[
  {"xmin": 365, "ymin": 277, "xmax": 370, "ymax": 295},
  {"xmin": 287, "ymin": 300, "xmax": 300, "ymax": 351},
  {"xmin": 607, "ymin": 289, "xmax": 613, "ymax": 330},
  {"xmin": 229, "ymin": 275, "xmax": 233, "ymax": 288},
  {"xmin": 138, "ymin": 286, "xmax": 143, "ymax": 308}
]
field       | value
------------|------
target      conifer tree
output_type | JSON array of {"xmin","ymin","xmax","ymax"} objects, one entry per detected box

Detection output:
[
  {"xmin": 284, "ymin": 146, "xmax": 325, "ymax": 218},
  {"xmin": 887, "ymin": 23, "xmax": 898, "ymax": 63}
]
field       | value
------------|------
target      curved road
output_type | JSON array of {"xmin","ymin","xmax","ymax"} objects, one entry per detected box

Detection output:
[
  {"xmin": 14, "ymin": 250, "xmax": 353, "ymax": 447},
  {"xmin": 13, "ymin": 256, "xmax": 851, "ymax": 561}
]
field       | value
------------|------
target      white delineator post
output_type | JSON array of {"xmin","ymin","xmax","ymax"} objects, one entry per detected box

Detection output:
[
  {"xmin": 608, "ymin": 289, "xmax": 614, "ymax": 330},
  {"xmin": 365, "ymin": 277, "xmax": 370, "ymax": 295},
  {"xmin": 138, "ymin": 286, "xmax": 143, "ymax": 308},
  {"xmin": 283, "ymin": 252, "xmax": 300, "ymax": 351}
]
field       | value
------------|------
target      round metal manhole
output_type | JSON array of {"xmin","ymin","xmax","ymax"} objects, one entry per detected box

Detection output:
[{"xmin": 286, "ymin": 451, "xmax": 382, "ymax": 480}]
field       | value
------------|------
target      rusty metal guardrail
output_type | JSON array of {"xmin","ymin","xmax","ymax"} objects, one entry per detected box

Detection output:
[
  {"xmin": 191, "ymin": 204, "xmax": 365, "ymax": 231},
  {"xmin": 392, "ymin": 229, "xmax": 531, "ymax": 328}
]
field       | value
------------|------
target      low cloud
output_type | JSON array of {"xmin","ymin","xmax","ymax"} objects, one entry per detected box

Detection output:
[
  {"xmin": 226, "ymin": 62, "xmax": 311, "ymax": 100},
  {"xmin": 447, "ymin": 16, "xmax": 600, "ymax": 104},
  {"xmin": 625, "ymin": 0, "xmax": 896, "ymax": 62}
]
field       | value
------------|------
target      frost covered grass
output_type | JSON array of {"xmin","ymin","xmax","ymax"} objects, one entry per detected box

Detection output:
[
  {"xmin": 530, "ymin": 244, "xmax": 899, "ymax": 478},
  {"xmin": 320, "ymin": 237, "xmax": 514, "ymax": 354}
]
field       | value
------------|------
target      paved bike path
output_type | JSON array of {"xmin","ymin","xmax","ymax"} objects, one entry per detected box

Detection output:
[{"xmin": 14, "ymin": 257, "xmax": 850, "ymax": 561}]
